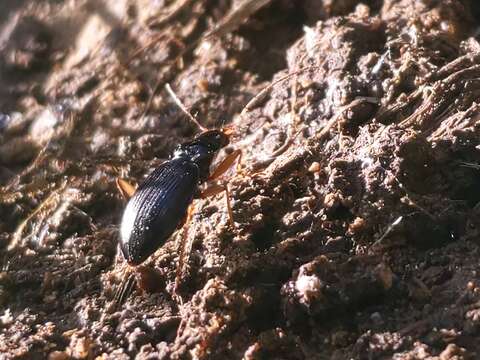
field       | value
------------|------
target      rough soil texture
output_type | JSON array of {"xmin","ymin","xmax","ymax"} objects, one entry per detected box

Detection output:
[{"xmin": 2, "ymin": 0, "xmax": 480, "ymax": 359}]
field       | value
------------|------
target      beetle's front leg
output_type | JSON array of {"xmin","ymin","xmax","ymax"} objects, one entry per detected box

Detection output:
[
  {"xmin": 201, "ymin": 149, "xmax": 243, "ymax": 227},
  {"xmin": 208, "ymin": 149, "xmax": 242, "ymax": 180}
]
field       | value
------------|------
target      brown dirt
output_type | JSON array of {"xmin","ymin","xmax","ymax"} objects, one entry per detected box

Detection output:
[{"xmin": 1, "ymin": 0, "xmax": 480, "ymax": 359}]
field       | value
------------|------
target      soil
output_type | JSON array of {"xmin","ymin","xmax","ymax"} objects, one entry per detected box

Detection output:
[{"xmin": 1, "ymin": 0, "xmax": 480, "ymax": 359}]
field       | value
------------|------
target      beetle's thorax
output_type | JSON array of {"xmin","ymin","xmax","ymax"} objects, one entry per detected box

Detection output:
[
  {"xmin": 172, "ymin": 144, "xmax": 215, "ymax": 181},
  {"xmin": 173, "ymin": 130, "xmax": 229, "ymax": 181}
]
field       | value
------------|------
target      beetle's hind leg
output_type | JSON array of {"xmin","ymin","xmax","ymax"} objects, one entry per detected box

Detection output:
[
  {"xmin": 113, "ymin": 264, "xmax": 166, "ymax": 308},
  {"xmin": 112, "ymin": 266, "xmax": 136, "ymax": 308}
]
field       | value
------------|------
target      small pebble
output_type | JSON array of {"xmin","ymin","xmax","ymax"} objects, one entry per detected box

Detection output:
[
  {"xmin": 308, "ymin": 161, "xmax": 321, "ymax": 173},
  {"xmin": 467, "ymin": 281, "xmax": 475, "ymax": 291}
]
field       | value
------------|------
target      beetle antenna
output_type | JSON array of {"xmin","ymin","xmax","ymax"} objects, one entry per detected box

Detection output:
[{"xmin": 165, "ymin": 84, "xmax": 208, "ymax": 132}]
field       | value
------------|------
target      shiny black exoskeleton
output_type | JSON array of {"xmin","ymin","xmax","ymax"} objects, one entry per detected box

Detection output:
[{"xmin": 120, "ymin": 129, "xmax": 229, "ymax": 265}]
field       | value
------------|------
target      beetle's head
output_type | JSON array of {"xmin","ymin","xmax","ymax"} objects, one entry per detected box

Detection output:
[{"xmin": 194, "ymin": 129, "xmax": 230, "ymax": 151}]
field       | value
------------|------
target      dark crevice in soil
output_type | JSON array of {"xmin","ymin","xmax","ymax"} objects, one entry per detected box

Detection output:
[
  {"xmin": 234, "ymin": 1, "xmax": 307, "ymax": 80},
  {"xmin": 245, "ymin": 284, "xmax": 283, "ymax": 333},
  {"xmin": 251, "ymin": 219, "xmax": 277, "ymax": 251}
]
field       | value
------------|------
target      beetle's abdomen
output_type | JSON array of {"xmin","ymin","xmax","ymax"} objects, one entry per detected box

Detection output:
[{"xmin": 120, "ymin": 159, "xmax": 199, "ymax": 265}]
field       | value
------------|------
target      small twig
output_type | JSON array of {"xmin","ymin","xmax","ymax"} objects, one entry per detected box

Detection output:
[
  {"xmin": 251, "ymin": 95, "xmax": 378, "ymax": 171},
  {"xmin": 400, "ymin": 195, "xmax": 435, "ymax": 220},
  {"xmin": 459, "ymin": 161, "xmax": 480, "ymax": 170},
  {"xmin": 203, "ymin": 0, "xmax": 272, "ymax": 40},
  {"xmin": 8, "ymin": 180, "xmax": 68, "ymax": 250},
  {"xmin": 315, "ymin": 97, "xmax": 379, "ymax": 141},
  {"xmin": 146, "ymin": 0, "xmax": 194, "ymax": 28},
  {"xmin": 370, "ymin": 215, "xmax": 404, "ymax": 250},
  {"xmin": 240, "ymin": 66, "xmax": 321, "ymax": 118},
  {"xmin": 141, "ymin": 0, "xmax": 274, "ymax": 120}
]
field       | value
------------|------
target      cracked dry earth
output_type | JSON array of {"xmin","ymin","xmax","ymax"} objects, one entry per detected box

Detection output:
[{"xmin": 2, "ymin": 0, "xmax": 480, "ymax": 359}]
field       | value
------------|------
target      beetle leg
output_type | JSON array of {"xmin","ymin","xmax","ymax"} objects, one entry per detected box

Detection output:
[
  {"xmin": 223, "ymin": 184, "xmax": 234, "ymax": 227},
  {"xmin": 199, "ymin": 183, "xmax": 234, "ymax": 227},
  {"xmin": 113, "ymin": 266, "xmax": 136, "ymax": 308},
  {"xmin": 116, "ymin": 178, "xmax": 137, "ymax": 199},
  {"xmin": 175, "ymin": 203, "xmax": 196, "ymax": 302},
  {"xmin": 203, "ymin": 149, "xmax": 241, "ymax": 228},
  {"xmin": 208, "ymin": 149, "xmax": 242, "ymax": 181},
  {"xmin": 112, "ymin": 265, "xmax": 165, "ymax": 308}
]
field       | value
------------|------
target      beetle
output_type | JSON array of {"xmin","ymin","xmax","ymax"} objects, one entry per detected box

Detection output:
[
  {"xmin": 114, "ymin": 84, "xmax": 241, "ymax": 305},
  {"xmin": 119, "ymin": 129, "xmax": 238, "ymax": 266}
]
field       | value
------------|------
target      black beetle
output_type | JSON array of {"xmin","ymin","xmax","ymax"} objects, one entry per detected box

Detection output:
[
  {"xmin": 120, "ymin": 128, "xmax": 235, "ymax": 266},
  {"xmin": 114, "ymin": 84, "xmax": 240, "ymax": 304}
]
